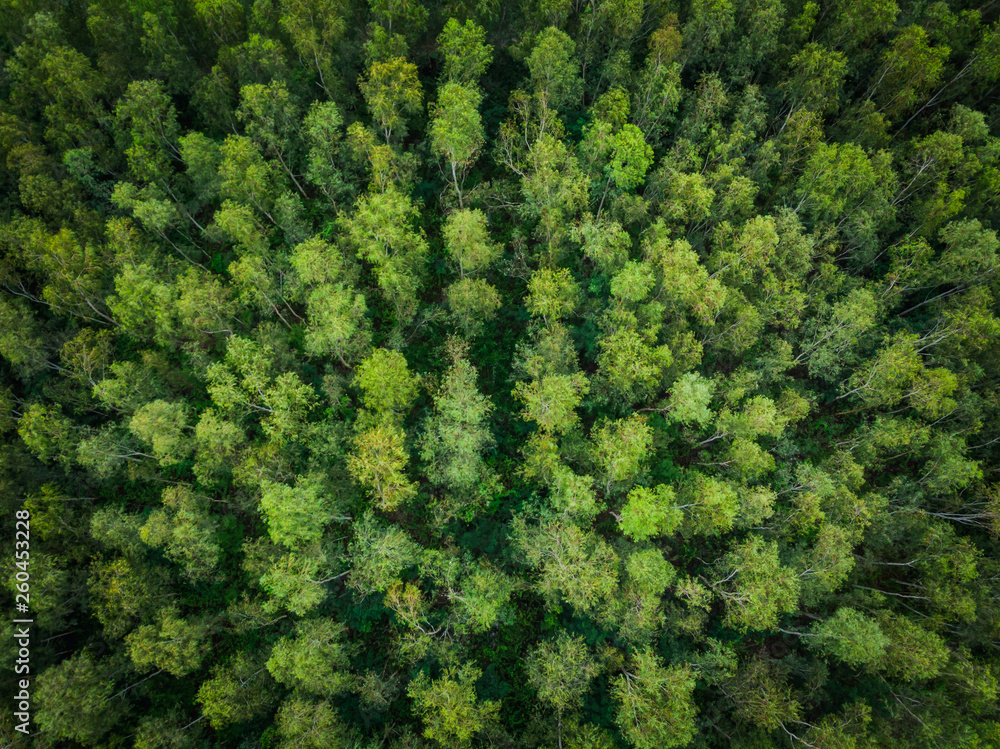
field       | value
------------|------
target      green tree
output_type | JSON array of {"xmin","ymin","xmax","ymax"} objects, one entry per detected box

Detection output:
[
  {"xmin": 806, "ymin": 607, "xmax": 889, "ymax": 668},
  {"xmin": 783, "ymin": 43, "xmax": 848, "ymax": 115},
  {"xmin": 359, "ymin": 56, "xmax": 423, "ymax": 141},
  {"xmin": 237, "ymin": 81, "xmax": 307, "ymax": 196},
  {"xmin": 419, "ymin": 343, "xmax": 494, "ymax": 492},
  {"xmin": 260, "ymin": 474, "xmax": 336, "ymax": 550},
  {"xmin": 192, "ymin": 408, "xmax": 245, "ymax": 487},
  {"xmin": 368, "ymin": 0, "xmax": 428, "ymax": 38},
  {"xmin": 620, "ymin": 484, "xmax": 682, "ymax": 541},
  {"xmin": 114, "ymin": 79, "xmax": 179, "ymax": 185},
  {"xmin": 794, "ymin": 141, "xmax": 897, "ymax": 259},
  {"xmin": 712, "ymin": 537, "xmax": 800, "ymax": 632},
  {"xmin": 347, "ymin": 512, "xmax": 422, "ymax": 594},
  {"xmin": 275, "ymin": 697, "xmax": 353, "ymax": 748},
  {"xmin": 527, "ymin": 633, "xmax": 600, "ymax": 716},
  {"xmin": 197, "ymin": 652, "xmax": 277, "ymax": 729},
  {"xmin": 596, "ymin": 317, "xmax": 673, "ymax": 406},
  {"xmin": 218, "ymin": 135, "xmax": 282, "ymax": 219},
  {"xmin": 126, "ymin": 606, "xmax": 211, "ymax": 677},
  {"xmin": 512, "ymin": 515, "xmax": 619, "ymax": 613},
  {"xmin": 625, "ymin": 548, "xmax": 676, "ymax": 599},
  {"xmin": 513, "ymin": 130, "xmax": 591, "ymax": 253},
  {"xmin": 343, "ymin": 188, "xmax": 429, "ymax": 326},
  {"xmin": 679, "ymin": 473, "xmax": 740, "ymax": 537},
  {"xmin": 179, "ymin": 131, "xmax": 223, "ymax": 204},
  {"xmin": 527, "ymin": 27, "xmax": 582, "ymax": 111},
  {"xmin": 869, "ymin": 25, "xmax": 950, "ymax": 120},
  {"xmin": 278, "ymin": 0, "xmax": 348, "ymax": 97},
  {"xmin": 430, "ymin": 83, "xmax": 485, "ymax": 207},
  {"xmin": 408, "ymin": 663, "xmax": 500, "ymax": 747},
  {"xmin": 205, "ymin": 336, "xmax": 316, "ymax": 443},
  {"xmin": 302, "ymin": 101, "xmax": 350, "ymax": 203},
  {"xmin": 612, "ymin": 649, "xmax": 697, "ymax": 749},
  {"xmin": 579, "ymin": 217, "xmax": 631, "ymax": 274},
  {"xmin": 140, "ymin": 486, "xmax": 222, "ymax": 580},
  {"xmin": 644, "ymin": 225, "xmax": 727, "ymax": 325},
  {"xmin": 824, "ymin": 0, "xmax": 898, "ymax": 51},
  {"xmin": 266, "ymin": 618, "xmax": 355, "ymax": 696},
  {"xmin": 35, "ymin": 651, "xmax": 126, "ymax": 744},
  {"xmin": 0, "ymin": 295, "xmax": 47, "ymax": 377},
  {"xmin": 876, "ymin": 610, "xmax": 950, "ymax": 681},
  {"xmin": 438, "ymin": 18, "xmax": 493, "ymax": 85},
  {"xmin": 722, "ymin": 655, "xmax": 802, "ymax": 733}
]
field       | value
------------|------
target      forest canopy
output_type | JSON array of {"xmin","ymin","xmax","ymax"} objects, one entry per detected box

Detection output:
[{"xmin": 1, "ymin": 0, "xmax": 1000, "ymax": 747}]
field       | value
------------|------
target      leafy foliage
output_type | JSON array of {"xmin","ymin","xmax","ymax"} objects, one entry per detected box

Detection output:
[{"xmin": 3, "ymin": 2, "xmax": 1000, "ymax": 747}]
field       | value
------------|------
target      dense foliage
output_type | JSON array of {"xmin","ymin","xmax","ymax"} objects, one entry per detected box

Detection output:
[{"xmin": 1, "ymin": 0, "xmax": 1000, "ymax": 746}]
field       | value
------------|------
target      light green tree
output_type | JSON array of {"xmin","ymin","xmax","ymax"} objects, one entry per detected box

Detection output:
[
  {"xmin": 354, "ymin": 347, "xmax": 420, "ymax": 420},
  {"xmin": 127, "ymin": 606, "xmax": 211, "ymax": 677},
  {"xmin": 128, "ymin": 400, "xmax": 190, "ymax": 466},
  {"xmin": 266, "ymin": 618, "xmax": 355, "ymax": 696},
  {"xmin": 348, "ymin": 422, "xmax": 417, "ymax": 511},
  {"xmin": 806, "ymin": 607, "xmax": 889, "ymax": 668},
  {"xmin": 612, "ymin": 649, "xmax": 697, "ymax": 749},
  {"xmin": 527, "ymin": 633, "xmax": 601, "ymax": 743},
  {"xmin": 668, "ymin": 372, "xmax": 716, "ymax": 427},
  {"xmin": 359, "ymin": 56, "xmax": 423, "ymax": 141},
  {"xmin": 527, "ymin": 27, "xmax": 582, "ymax": 110},
  {"xmin": 192, "ymin": 408, "xmax": 244, "ymax": 487},
  {"xmin": 260, "ymin": 475, "xmax": 336, "ymax": 550},
  {"xmin": 290, "ymin": 236, "xmax": 371, "ymax": 364},
  {"xmin": 275, "ymin": 697, "xmax": 352, "ymax": 748},
  {"xmin": 140, "ymin": 486, "xmax": 222, "ymax": 580},
  {"xmin": 526, "ymin": 267, "xmax": 580, "ymax": 323},
  {"xmin": 431, "ymin": 82, "xmax": 485, "ymax": 207},
  {"xmin": 197, "ymin": 652, "xmax": 277, "ymax": 729},
  {"xmin": 620, "ymin": 484, "xmax": 682, "ymax": 541},
  {"xmin": 342, "ymin": 188, "xmax": 428, "ymax": 326},
  {"xmin": 408, "ymin": 663, "xmax": 499, "ymax": 747},
  {"xmin": 443, "ymin": 208, "xmax": 501, "ymax": 277},
  {"xmin": 512, "ymin": 516, "xmax": 619, "ymax": 613},
  {"xmin": 712, "ymin": 536, "xmax": 800, "ymax": 632},
  {"xmin": 448, "ymin": 561, "xmax": 517, "ymax": 635},
  {"xmin": 446, "ymin": 278, "xmax": 502, "ymax": 337},
  {"xmin": 419, "ymin": 344, "xmax": 494, "ymax": 492},
  {"xmin": 18, "ymin": 403, "xmax": 78, "ymax": 467},
  {"xmin": 438, "ymin": 18, "xmax": 492, "ymax": 85},
  {"xmin": 591, "ymin": 414, "xmax": 653, "ymax": 495},
  {"xmin": 514, "ymin": 372, "xmax": 590, "ymax": 435}
]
